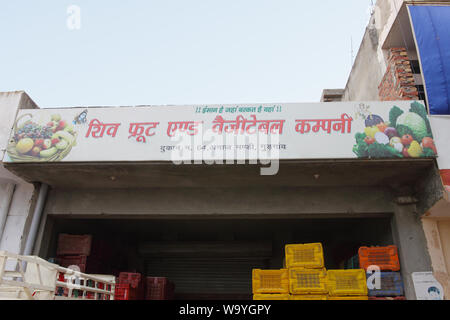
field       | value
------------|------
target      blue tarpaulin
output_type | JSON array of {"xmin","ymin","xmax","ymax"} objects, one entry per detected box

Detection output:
[{"xmin": 409, "ymin": 5, "xmax": 450, "ymax": 115}]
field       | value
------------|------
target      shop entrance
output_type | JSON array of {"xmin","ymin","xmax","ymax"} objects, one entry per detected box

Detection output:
[{"xmin": 42, "ymin": 216, "xmax": 394, "ymax": 300}]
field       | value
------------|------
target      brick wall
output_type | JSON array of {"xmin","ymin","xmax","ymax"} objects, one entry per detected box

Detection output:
[{"xmin": 378, "ymin": 48, "xmax": 419, "ymax": 101}]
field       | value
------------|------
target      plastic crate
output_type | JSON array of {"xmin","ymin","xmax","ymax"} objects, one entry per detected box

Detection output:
[
  {"xmin": 290, "ymin": 295, "xmax": 327, "ymax": 300},
  {"xmin": 369, "ymin": 296, "xmax": 406, "ymax": 300},
  {"xmin": 327, "ymin": 269, "xmax": 368, "ymax": 296},
  {"xmin": 115, "ymin": 283, "xmax": 142, "ymax": 300},
  {"xmin": 285, "ymin": 243, "xmax": 324, "ymax": 269},
  {"xmin": 145, "ymin": 277, "xmax": 175, "ymax": 300},
  {"xmin": 328, "ymin": 296, "xmax": 369, "ymax": 300},
  {"xmin": 253, "ymin": 294, "xmax": 291, "ymax": 300},
  {"xmin": 358, "ymin": 246, "xmax": 400, "ymax": 271},
  {"xmin": 252, "ymin": 269, "xmax": 289, "ymax": 294},
  {"xmin": 56, "ymin": 234, "xmax": 92, "ymax": 256},
  {"xmin": 367, "ymin": 272, "xmax": 404, "ymax": 297},
  {"xmin": 289, "ymin": 268, "xmax": 327, "ymax": 295},
  {"xmin": 118, "ymin": 272, "xmax": 142, "ymax": 289},
  {"xmin": 56, "ymin": 255, "xmax": 87, "ymax": 273}
]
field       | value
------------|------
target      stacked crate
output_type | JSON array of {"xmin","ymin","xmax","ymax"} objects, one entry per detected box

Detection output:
[
  {"xmin": 252, "ymin": 243, "xmax": 405, "ymax": 301},
  {"xmin": 56, "ymin": 234, "xmax": 93, "ymax": 273},
  {"xmin": 285, "ymin": 243, "xmax": 328, "ymax": 300},
  {"xmin": 115, "ymin": 272, "xmax": 144, "ymax": 300},
  {"xmin": 326, "ymin": 269, "xmax": 368, "ymax": 300},
  {"xmin": 252, "ymin": 269, "xmax": 289, "ymax": 300},
  {"xmin": 359, "ymin": 245, "xmax": 405, "ymax": 299},
  {"xmin": 55, "ymin": 234, "xmax": 93, "ymax": 297},
  {"xmin": 145, "ymin": 277, "xmax": 175, "ymax": 300}
]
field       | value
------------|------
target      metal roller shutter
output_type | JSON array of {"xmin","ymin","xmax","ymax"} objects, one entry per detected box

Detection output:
[{"xmin": 141, "ymin": 241, "xmax": 272, "ymax": 299}]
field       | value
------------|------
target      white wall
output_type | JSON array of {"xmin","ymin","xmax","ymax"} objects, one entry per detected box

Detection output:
[
  {"xmin": 0, "ymin": 91, "xmax": 38, "ymax": 255},
  {"xmin": 430, "ymin": 116, "xmax": 450, "ymax": 171}
]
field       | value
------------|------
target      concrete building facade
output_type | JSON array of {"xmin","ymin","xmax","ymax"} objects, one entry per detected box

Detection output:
[
  {"xmin": 337, "ymin": 0, "xmax": 450, "ymax": 298},
  {"xmin": 1, "ymin": 0, "xmax": 449, "ymax": 301}
]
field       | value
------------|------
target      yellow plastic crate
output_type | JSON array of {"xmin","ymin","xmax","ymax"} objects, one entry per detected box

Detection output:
[
  {"xmin": 285, "ymin": 243, "xmax": 324, "ymax": 269},
  {"xmin": 253, "ymin": 294, "xmax": 291, "ymax": 300},
  {"xmin": 327, "ymin": 269, "xmax": 368, "ymax": 296},
  {"xmin": 291, "ymin": 295, "xmax": 328, "ymax": 300},
  {"xmin": 252, "ymin": 269, "xmax": 289, "ymax": 294},
  {"xmin": 289, "ymin": 268, "xmax": 327, "ymax": 294},
  {"xmin": 328, "ymin": 296, "xmax": 369, "ymax": 300}
]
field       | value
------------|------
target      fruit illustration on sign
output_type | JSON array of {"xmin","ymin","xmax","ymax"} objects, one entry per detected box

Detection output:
[
  {"xmin": 56, "ymin": 140, "xmax": 68, "ymax": 150},
  {"xmin": 31, "ymin": 147, "xmax": 41, "ymax": 157},
  {"xmin": 42, "ymin": 139, "xmax": 52, "ymax": 150},
  {"xmin": 8, "ymin": 113, "xmax": 77, "ymax": 162},
  {"xmin": 16, "ymin": 138, "xmax": 34, "ymax": 154}
]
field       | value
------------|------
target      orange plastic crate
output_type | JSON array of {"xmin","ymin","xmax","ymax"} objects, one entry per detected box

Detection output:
[
  {"xmin": 358, "ymin": 246, "xmax": 400, "ymax": 271},
  {"xmin": 252, "ymin": 269, "xmax": 289, "ymax": 294}
]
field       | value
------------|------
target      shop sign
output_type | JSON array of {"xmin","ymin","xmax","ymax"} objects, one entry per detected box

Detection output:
[{"xmin": 3, "ymin": 101, "xmax": 436, "ymax": 163}]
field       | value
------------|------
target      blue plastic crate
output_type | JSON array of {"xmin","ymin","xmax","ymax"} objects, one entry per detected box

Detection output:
[{"xmin": 367, "ymin": 272, "xmax": 404, "ymax": 297}]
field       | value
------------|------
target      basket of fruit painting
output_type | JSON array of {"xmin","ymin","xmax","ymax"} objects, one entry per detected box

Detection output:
[
  {"xmin": 7, "ymin": 113, "xmax": 77, "ymax": 162},
  {"xmin": 352, "ymin": 102, "xmax": 437, "ymax": 159}
]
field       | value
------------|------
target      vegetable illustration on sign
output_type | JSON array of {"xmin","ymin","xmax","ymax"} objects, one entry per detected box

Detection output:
[
  {"xmin": 352, "ymin": 102, "xmax": 436, "ymax": 159},
  {"xmin": 7, "ymin": 113, "xmax": 77, "ymax": 162}
]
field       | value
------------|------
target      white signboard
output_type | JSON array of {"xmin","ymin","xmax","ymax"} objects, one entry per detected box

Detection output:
[
  {"xmin": 412, "ymin": 272, "xmax": 445, "ymax": 300},
  {"xmin": 429, "ymin": 116, "xmax": 450, "ymax": 170},
  {"xmin": 2, "ymin": 101, "xmax": 436, "ymax": 163}
]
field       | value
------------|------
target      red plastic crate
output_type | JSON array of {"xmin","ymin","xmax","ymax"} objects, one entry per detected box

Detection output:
[
  {"xmin": 369, "ymin": 296, "xmax": 406, "ymax": 300},
  {"xmin": 145, "ymin": 277, "xmax": 175, "ymax": 300},
  {"xmin": 358, "ymin": 245, "xmax": 400, "ymax": 271},
  {"xmin": 115, "ymin": 284, "xmax": 142, "ymax": 300},
  {"xmin": 56, "ymin": 234, "xmax": 92, "ymax": 256},
  {"xmin": 57, "ymin": 255, "xmax": 87, "ymax": 273},
  {"xmin": 118, "ymin": 272, "xmax": 142, "ymax": 289}
]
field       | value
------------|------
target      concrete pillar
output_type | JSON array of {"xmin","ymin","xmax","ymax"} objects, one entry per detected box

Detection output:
[{"xmin": 392, "ymin": 203, "xmax": 433, "ymax": 300}]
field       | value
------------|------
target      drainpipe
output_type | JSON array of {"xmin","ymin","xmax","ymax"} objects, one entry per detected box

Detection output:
[
  {"xmin": 0, "ymin": 183, "xmax": 16, "ymax": 241},
  {"xmin": 23, "ymin": 183, "xmax": 49, "ymax": 256}
]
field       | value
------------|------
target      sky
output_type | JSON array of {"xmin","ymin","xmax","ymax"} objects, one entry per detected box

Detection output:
[{"xmin": 0, "ymin": 1, "xmax": 372, "ymax": 108}]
